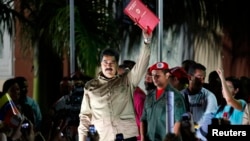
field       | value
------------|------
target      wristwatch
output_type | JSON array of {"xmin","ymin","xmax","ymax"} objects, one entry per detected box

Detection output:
[{"xmin": 144, "ymin": 38, "xmax": 151, "ymax": 44}]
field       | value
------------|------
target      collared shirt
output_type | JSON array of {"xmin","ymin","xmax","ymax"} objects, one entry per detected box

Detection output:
[
  {"xmin": 141, "ymin": 85, "xmax": 186, "ymax": 141},
  {"xmin": 78, "ymin": 44, "xmax": 150, "ymax": 141}
]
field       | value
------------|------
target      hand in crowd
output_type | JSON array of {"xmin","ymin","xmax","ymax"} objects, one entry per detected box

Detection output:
[
  {"xmin": 216, "ymin": 68, "xmax": 229, "ymax": 98},
  {"xmin": 216, "ymin": 68, "xmax": 224, "ymax": 79},
  {"xmin": 87, "ymin": 130, "xmax": 100, "ymax": 141},
  {"xmin": 4, "ymin": 120, "xmax": 22, "ymax": 141},
  {"xmin": 20, "ymin": 119, "xmax": 35, "ymax": 141},
  {"xmin": 49, "ymin": 120, "xmax": 69, "ymax": 141}
]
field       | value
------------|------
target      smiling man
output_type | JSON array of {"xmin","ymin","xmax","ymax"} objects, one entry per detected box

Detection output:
[{"xmin": 78, "ymin": 30, "xmax": 152, "ymax": 141}]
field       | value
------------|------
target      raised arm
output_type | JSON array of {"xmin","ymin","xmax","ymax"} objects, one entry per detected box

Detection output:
[
  {"xmin": 216, "ymin": 68, "xmax": 243, "ymax": 111},
  {"xmin": 129, "ymin": 30, "xmax": 152, "ymax": 86}
]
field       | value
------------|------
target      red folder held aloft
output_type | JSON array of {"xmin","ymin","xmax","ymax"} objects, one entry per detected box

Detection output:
[{"xmin": 124, "ymin": 0, "xmax": 160, "ymax": 33}]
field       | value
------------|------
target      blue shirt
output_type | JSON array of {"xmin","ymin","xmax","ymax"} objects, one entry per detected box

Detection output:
[
  {"xmin": 214, "ymin": 99, "xmax": 246, "ymax": 124},
  {"xmin": 25, "ymin": 96, "xmax": 42, "ymax": 130}
]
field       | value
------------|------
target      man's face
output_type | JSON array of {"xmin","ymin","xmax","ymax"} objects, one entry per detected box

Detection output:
[
  {"xmin": 9, "ymin": 83, "xmax": 20, "ymax": 102},
  {"xmin": 145, "ymin": 72, "xmax": 153, "ymax": 83},
  {"xmin": 169, "ymin": 76, "xmax": 179, "ymax": 88},
  {"xmin": 225, "ymin": 80, "xmax": 238, "ymax": 97},
  {"xmin": 151, "ymin": 70, "xmax": 169, "ymax": 88},
  {"xmin": 193, "ymin": 69, "xmax": 206, "ymax": 84},
  {"xmin": 21, "ymin": 81, "xmax": 28, "ymax": 95},
  {"xmin": 101, "ymin": 55, "xmax": 118, "ymax": 78},
  {"xmin": 189, "ymin": 69, "xmax": 206, "ymax": 90}
]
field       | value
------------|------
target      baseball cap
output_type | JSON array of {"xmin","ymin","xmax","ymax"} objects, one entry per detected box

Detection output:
[
  {"xmin": 149, "ymin": 62, "xmax": 169, "ymax": 73},
  {"xmin": 169, "ymin": 66, "xmax": 189, "ymax": 80}
]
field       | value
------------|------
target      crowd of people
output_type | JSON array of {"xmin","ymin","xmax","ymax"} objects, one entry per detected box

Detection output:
[
  {"xmin": 1, "ymin": 29, "xmax": 250, "ymax": 141},
  {"xmin": 0, "ymin": 77, "xmax": 45, "ymax": 141},
  {"xmin": 76, "ymin": 29, "xmax": 250, "ymax": 141}
]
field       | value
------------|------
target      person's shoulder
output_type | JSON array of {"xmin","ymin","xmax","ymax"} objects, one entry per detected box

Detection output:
[
  {"xmin": 84, "ymin": 78, "xmax": 98, "ymax": 89},
  {"xmin": 167, "ymin": 85, "xmax": 183, "ymax": 95},
  {"xmin": 180, "ymin": 87, "xmax": 188, "ymax": 94},
  {"xmin": 146, "ymin": 90, "xmax": 155, "ymax": 97},
  {"xmin": 201, "ymin": 87, "xmax": 215, "ymax": 96},
  {"xmin": 134, "ymin": 87, "xmax": 146, "ymax": 95},
  {"xmin": 201, "ymin": 87, "xmax": 212, "ymax": 92},
  {"xmin": 26, "ymin": 96, "xmax": 37, "ymax": 103},
  {"xmin": 238, "ymin": 99, "xmax": 247, "ymax": 106}
]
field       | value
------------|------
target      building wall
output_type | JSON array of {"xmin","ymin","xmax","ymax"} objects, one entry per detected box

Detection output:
[
  {"xmin": 0, "ymin": 29, "xmax": 14, "ymax": 92},
  {"xmin": 0, "ymin": 26, "xmax": 34, "ymax": 97},
  {"xmin": 14, "ymin": 44, "xmax": 34, "ymax": 98}
]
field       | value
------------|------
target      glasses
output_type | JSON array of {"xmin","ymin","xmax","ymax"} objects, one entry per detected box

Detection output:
[{"xmin": 102, "ymin": 60, "xmax": 116, "ymax": 66}]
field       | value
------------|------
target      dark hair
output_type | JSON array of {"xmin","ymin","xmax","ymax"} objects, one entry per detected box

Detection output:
[
  {"xmin": 226, "ymin": 76, "xmax": 246, "ymax": 100},
  {"xmin": 225, "ymin": 76, "xmax": 240, "ymax": 91},
  {"xmin": 179, "ymin": 77, "xmax": 189, "ymax": 85},
  {"xmin": 15, "ymin": 76, "xmax": 28, "ymax": 103},
  {"xmin": 181, "ymin": 60, "xmax": 196, "ymax": 73},
  {"xmin": 239, "ymin": 76, "xmax": 250, "ymax": 102},
  {"xmin": 161, "ymin": 69, "xmax": 170, "ymax": 74},
  {"xmin": 208, "ymin": 71, "xmax": 220, "ymax": 83},
  {"xmin": 100, "ymin": 48, "xmax": 119, "ymax": 63},
  {"xmin": 15, "ymin": 76, "xmax": 27, "ymax": 92},
  {"xmin": 2, "ymin": 78, "xmax": 16, "ymax": 94},
  {"xmin": 187, "ymin": 63, "xmax": 206, "ymax": 75},
  {"xmin": 118, "ymin": 64, "xmax": 127, "ymax": 69},
  {"xmin": 206, "ymin": 70, "xmax": 222, "ymax": 105}
]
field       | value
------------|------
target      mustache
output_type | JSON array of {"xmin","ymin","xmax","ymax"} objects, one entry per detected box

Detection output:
[{"xmin": 105, "ymin": 68, "xmax": 113, "ymax": 71}]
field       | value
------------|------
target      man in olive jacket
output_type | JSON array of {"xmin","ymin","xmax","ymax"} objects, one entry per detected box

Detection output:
[{"xmin": 78, "ymin": 31, "xmax": 152, "ymax": 141}]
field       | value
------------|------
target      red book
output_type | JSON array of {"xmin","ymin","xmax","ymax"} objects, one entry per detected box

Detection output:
[{"xmin": 124, "ymin": 0, "xmax": 160, "ymax": 33}]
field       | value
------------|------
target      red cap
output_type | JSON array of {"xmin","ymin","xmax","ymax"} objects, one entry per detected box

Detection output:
[
  {"xmin": 149, "ymin": 62, "xmax": 169, "ymax": 73},
  {"xmin": 169, "ymin": 66, "xmax": 189, "ymax": 80}
]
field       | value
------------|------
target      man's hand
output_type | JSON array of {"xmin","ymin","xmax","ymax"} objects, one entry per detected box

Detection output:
[
  {"xmin": 87, "ymin": 130, "xmax": 100, "ymax": 141},
  {"xmin": 143, "ymin": 29, "xmax": 152, "ymax": 44}
]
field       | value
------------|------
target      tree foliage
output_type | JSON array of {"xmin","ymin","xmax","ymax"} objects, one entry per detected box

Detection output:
[{"xmin": 1, "ymin": 0, "xmax": 249, "ymax": 77}]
